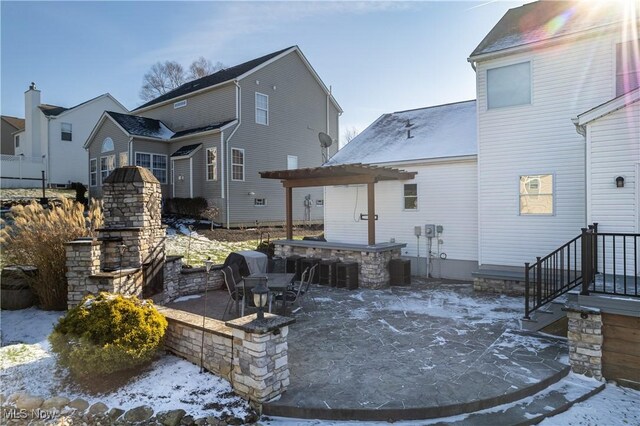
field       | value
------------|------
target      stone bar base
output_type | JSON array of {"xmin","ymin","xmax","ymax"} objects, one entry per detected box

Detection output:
[
  {"xmin": 274, "ymin": 240, "xmax": 405, "ymax": 289},
  {"xmin": 565, "ymin": 304, "xmax": 603, "ymax": 381}
]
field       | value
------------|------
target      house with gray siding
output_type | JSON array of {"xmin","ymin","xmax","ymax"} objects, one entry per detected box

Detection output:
[
  {"xmin": 1, "ymin": 115, "xmax": 24, "ymax": 155},
  {"xmin": 85, "ymin": 46, "xmax": 341, "ymax": 227}
]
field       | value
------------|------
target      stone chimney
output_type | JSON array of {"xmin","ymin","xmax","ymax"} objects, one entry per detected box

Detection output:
[{"xmin": 24, "ymin": 82, "xmax": 42, "ymax": 157}]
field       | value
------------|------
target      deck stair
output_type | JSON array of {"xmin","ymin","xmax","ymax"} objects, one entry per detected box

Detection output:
[{"xmin": 520, "ymin": 295, "xmax": 568, "ymax": 332}]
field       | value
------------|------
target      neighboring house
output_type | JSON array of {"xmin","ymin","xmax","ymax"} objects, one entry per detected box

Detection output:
[
  {"xmin": 324, "ymin": 100, "xmax": 478, "ymax": 280},
  {"xmin": 12, "ymin": 83, "xmax": 128, "ymax": 187},
  {"xmin": 467, "ymin": 0, "xmax": 639, "ymax": 273},
  {"xmin": 1, "ymin": 115, "xmax": 24, "ymax": 155},
  {"xmin": 85, "ymin": 46, "xmax": 342, "ymax": 227}
]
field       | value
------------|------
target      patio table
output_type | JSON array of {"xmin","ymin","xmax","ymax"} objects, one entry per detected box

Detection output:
[{"xmin": 247, "ymin": 272, "xmax": 295, "ymax": 315}]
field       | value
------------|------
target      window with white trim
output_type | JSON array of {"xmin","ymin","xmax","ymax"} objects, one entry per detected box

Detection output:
[
  {"xmin": 90, "ymin": 158, "xmax": 97, "ymax": 187},
  {"xmin": 101, "ymin": 137, "xmax": 114, "ymax": 153},
  {"xmin": 403, "ymin": 184, "xmax": 418, "ymax": 210},
  {"xmin": 100, "ymin": 155, "xmax": 115, "ymax": 182},
  {"xmin": 287, "ymin": 155, "xmax": 298, "ymax": 170},
  {"xmin": 519, "ymin": 174, "xmax": 553, "ymax": 215},
  {"xmin": 119, "ymin": 152, "xmax": 128, "ymax": 167},
  {"xmin": 206, "ymin": 147, "xmax": 217, "ymax": 181},
  {"xmin": 616, "ymin": 39, "xmax": 640, "ymax": 96},
  {"xmin": 14, "ymin": 135, "xmax": 20, "ymax": 149},
  {"xmin": 61, "ymin": 123, "xmax": 72, "ymax": 141},
  {"xmin": 135, "ymin": 152, "xmax": 168, "ymax": 184},
  {"xmin": 254, "ymin": 198, "xmax": 266, "ymax": 206},
  {"xmin": 255, "ymin": 92, "xmax": 268, "ymax": 125},
  {"xmin": 487, "ymin": 62, "xmax": 531, "ymax": 109},
  {"xmin": 231, "ymin": 148, "xmax": 244, "ymax": 181}
]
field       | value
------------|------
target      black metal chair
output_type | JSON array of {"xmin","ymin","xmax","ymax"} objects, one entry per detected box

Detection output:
[
  {"xmin": 277, "ymin": 264, "xmax": 318, "ymax": 313},
  {"xmin": 221, "ymin": 264, "xmax": 246, "ymax": 319}
]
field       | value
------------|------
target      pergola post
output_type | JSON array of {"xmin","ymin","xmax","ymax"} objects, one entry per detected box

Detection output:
[
  {"xmin": 285, "ymin": 186, "xmax": 293, "ymax": 240},
  {"xmin": 367, "ymin": 182, "xmax": 375, "ymax": 245}
]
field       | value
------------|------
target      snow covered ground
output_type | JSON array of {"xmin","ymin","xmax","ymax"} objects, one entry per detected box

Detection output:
[
  {"xmin": 1, "ymin": 307, "xmax": 638, "ymax": 425},
  {"xmin": 0, "ymin": 308, "xmax": 250, "ymax": 419}
]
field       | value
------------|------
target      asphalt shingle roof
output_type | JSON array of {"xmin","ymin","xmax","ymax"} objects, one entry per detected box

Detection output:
[
  {"xmin": 106, "ymin": 111, "xmax": 174, "ymax": 139},
  {"xmin": 171, "ymin": 144, "xmax": 202, "ymax": 157},
  {"xmin": 470, "ymin": 1, "xmax": 625, "ymax": 58},
  {"xmin": 326, "ymin": 100, "xmax": 477, "ymax": 166},
  {"xmin": 135, "ymin": 47, "xmax": 294, "ymax": 111},
  {"xmin": 171, "ymin": 121, "xmax": 235, "ymax": 139},
  {"xmin": 1, "ymin": 116, "xmax": 25, "ymax": 130}
]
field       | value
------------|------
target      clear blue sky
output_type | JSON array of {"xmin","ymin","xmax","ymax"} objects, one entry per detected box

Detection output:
[{"xmin": 1, "ymin": 1, "xmax": 524, "ymax": 143}]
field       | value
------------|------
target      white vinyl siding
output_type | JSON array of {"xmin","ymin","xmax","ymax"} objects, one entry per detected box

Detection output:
[
  {"xmin": 476, "ymin": 33, "xmax": 616, "ymax": 267},
  {"xmin": 519, "ymin": 174, "xmax": 554, "ymax": 215},
  {"xmin": 325, "ymin": 159, "xmax": 478, "ymax": 262},
  {"xmin": 231, "ymin": 148, "xmax": 245, "ymax": 181},
  {"xmin": 287, "ymin": 155, "xmax": 298, "ymax": 170},
  {"xmin": 61, "ymin": 123, "xmax": 72, "ymax": 141},
  {"xmin": 255, "ymin": 93, "xmax": 269, "ymax": 125},
  {"xmin": 616, "ymin": 39, "xmax": 640, "ymax": 96},
  {"xmin": 206, "ymin": 147, "xmax": 217, "ymax": 181},
  {"xmin": 487, "ymin": 62, "xmax": 531, "ymax": 109},
  {"xmin": 135, "ymin": 152, "xmax": 168, "ymax": 184},
  {"xmin": 89, "ymin": 158, "xmax": 97, "ymax": 187},
  {"xmin": 100, "ymin": 155, "xmax": 115, "ymax": 183}
]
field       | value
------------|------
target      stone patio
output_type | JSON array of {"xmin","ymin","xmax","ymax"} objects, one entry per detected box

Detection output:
[{"xmin": 165, "ymin": 279, "xmax": 569, "ymax": 421}]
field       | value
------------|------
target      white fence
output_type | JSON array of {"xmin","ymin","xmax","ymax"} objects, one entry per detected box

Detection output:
[{"xmin": 1, "ymin": 155, "xmax": 46, "ymax": 188}]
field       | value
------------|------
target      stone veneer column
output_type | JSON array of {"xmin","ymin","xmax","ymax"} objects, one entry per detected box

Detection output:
[
  {"xmin": 565, "ymin": 305, "xmax": 603, "ymax": 381},
  {"xmin": 226, "ymin": 314, "xmax": 295, "ymax": 406},
  {"xmin": 65, "ymin": 238, "xmax": 101, "ymax": 309}
]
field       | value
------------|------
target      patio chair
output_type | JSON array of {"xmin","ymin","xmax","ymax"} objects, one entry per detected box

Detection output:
[
  {"xmin": 277, "ymin": 264, "xmax": 318, "ymax": 313},
  {"xmin": 221, "ymin": 265, "xmax": 247, "ymax": 320},
  {"xmin": 243, "ymin": 276, "xmax": 273, "ymax": 313}
]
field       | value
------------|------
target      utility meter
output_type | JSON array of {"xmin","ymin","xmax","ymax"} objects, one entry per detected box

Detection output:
[
  {"xmin": 424, "ymin": 224, "xmax": 436, "ymax": 237},
  {"xmin": 414, "ymin": 226, "xmax": 422, "ymax": 237}
]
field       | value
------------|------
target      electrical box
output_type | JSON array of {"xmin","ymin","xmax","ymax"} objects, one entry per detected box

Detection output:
[
  {"xmin": 436, "ymin": 225, "xmax": 444, "ymax": 234},
  {"xmin": 414, "ymin": 226, "xmax": 422, "ymax": 237},
  {"xmin": 424, "ymin": 224, "xmax": 436, "ymax": 237}
]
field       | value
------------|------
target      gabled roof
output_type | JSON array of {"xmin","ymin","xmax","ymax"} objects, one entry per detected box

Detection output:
[
  {"xmin": 327, "ymin": 100, "xmax": 477, "ymax": 166},
  {"xmin": 1, "ymin": 115, "xmax": 25, "ymax": 130},
  {"xmin": 469, "ymin": 1, "xmax": 627, "ymax": 59},
  {"xmin": 573, "ymin": 87, "xmax": 640, "ymax": 128},
  {"xmin": 106, "ymin": 111, "xmax": 174, "ymax": 139},
  {"xmin": 171, "ymin": 143, "xmax": 202, "ymax": 158},
  {"xmin": 135, "ymin": 47, "xmax": 293, "ymax": 111},
  {"xmin": 134, "ymin": 46, "xmax": 342, "ymax": 113},
  {"xmin": 172, "ymin": 120, "xmax": 235, "ymax": 139},
  {"xmin": 38, "ymin": 93, "xmax": 128, "ymax": 117}
]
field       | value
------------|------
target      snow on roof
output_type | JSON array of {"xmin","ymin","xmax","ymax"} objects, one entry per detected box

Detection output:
[
  {"xmin": 327, "ymin": 100, "xmax": 476, "ymax": 166},
  {"xmin": 107, "ymin": 111, "xmax": 175, "ymax": 140},
  {"xmin": 470, "ymin": 1, "xmax": 625, "ymax": 58}
]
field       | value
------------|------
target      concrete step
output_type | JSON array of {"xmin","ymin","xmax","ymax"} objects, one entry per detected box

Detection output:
[
  {"xmin": 429, "ymin": 373, "xmax": 605, "ymax": 426},
  {"xmin": 520, "ymin": 296, "xmax": 570, "ymax": 332}
]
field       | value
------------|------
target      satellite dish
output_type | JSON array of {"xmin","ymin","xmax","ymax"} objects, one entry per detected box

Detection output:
[{"xmin": 318, "ymin": 132, "xmax": 333, "ymax": 148}]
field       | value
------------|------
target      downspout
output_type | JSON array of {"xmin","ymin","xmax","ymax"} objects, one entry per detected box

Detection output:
[
  {"xmin": 189, "ymin": 157, "xmax": 194, "ymax": 198},
  {"xmin": 224, "ymin": 80, "xmax": 242, "ymax": 229},
  {"xmin": 572, "ymin": 119, "xmax": 588, "ymax": 226},
  {"xmin": 128, "ymin": 136, "xmax": 133, "ymax": 162}
]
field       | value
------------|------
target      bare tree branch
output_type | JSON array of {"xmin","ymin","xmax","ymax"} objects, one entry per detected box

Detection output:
[
  {"xmin": 139, "ymin": 61, "xmax": 186, "ymax": 101},
  {"xmin": 343, "ymin": 127, "xmax": 359, "ymax": 144},
  {"xmin": 188, "ymin": 57, "xmax": 225, "ymax": 80}
]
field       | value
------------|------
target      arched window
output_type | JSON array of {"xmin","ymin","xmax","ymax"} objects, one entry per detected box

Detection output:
[{"xmin": 101, "ymin": 137, "xmax": 114, "ymax": 153}]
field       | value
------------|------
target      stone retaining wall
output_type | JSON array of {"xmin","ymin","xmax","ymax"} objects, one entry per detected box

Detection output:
[
  {"xmin": 158, "ymin": 306, "xmax": 233, "ymax": 380},
  {"xmin": 473, "ymin": 277, "xmax": 525, "ymax": 296},
  {"xmin": 161, "ymin": 256, "xmax": 224, "ymax": 304},
  {"xmin": 565, "ymin": 305, "xmax": 603, "ymax": 381}
]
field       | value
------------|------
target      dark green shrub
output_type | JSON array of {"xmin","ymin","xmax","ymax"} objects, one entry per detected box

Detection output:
[
  {"xmin": 49, "ymin": 293, "xmax": 168, "ymax": 380},
  {"xmin": 164, "ymin": 197, "xmax": 209, "ymax": 217}
]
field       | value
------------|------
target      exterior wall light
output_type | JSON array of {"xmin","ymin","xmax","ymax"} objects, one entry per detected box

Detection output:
[
  {"xmin": 252, "ymin": 279, "xmax": 269, "ymax": 320},
  {"xmin": 615, "ymin": 176, "xmax": 625, "ymax": 188}
]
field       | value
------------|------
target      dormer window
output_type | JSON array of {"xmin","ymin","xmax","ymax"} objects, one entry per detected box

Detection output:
[
  {"xmin": 61, "ymin": 123, "xmax": 72, "ymax": 141},
  {"xmin": 487, "ymin": 62, "xmax": 531, "ymax": 109},
  {"xmin": 616, "ymin": 39, "xmax": 640, "ymax": 96}
]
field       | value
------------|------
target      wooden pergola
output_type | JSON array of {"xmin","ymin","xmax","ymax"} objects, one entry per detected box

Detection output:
[{"xmin": 260, "ymin": 163, "xmax": 417, "ymax": 245}]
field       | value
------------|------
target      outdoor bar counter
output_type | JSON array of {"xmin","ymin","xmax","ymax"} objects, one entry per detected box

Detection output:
[{"xmin": 273, "ymin": 239, "xmax": 406, "ymax": 289}]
